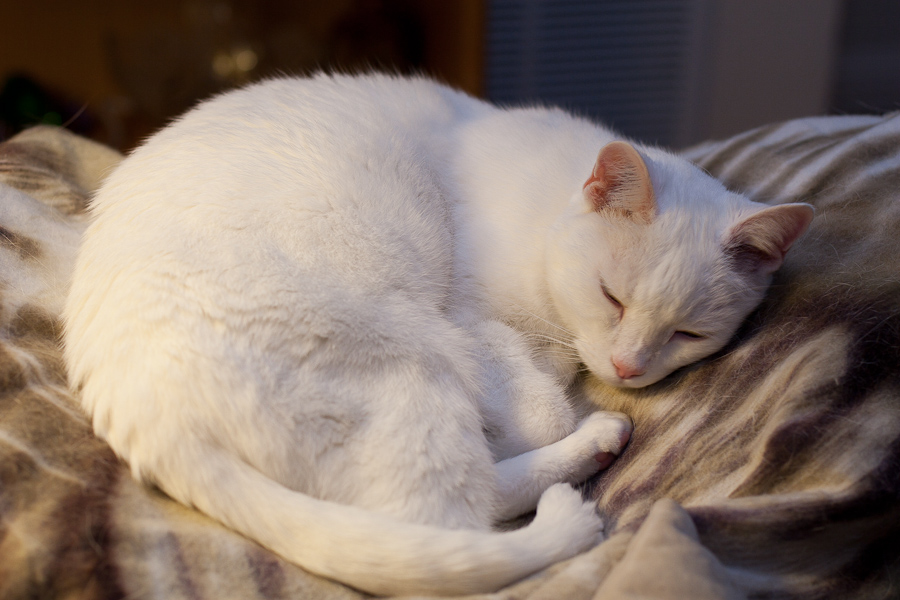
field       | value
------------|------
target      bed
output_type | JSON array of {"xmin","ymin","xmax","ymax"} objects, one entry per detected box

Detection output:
[{"xmin": 1, "ymin": 115, "xmax": 898, "ymax": 599}]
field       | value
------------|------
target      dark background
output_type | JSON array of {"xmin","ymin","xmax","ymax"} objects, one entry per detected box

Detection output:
[{"xmin": 1, "ymin": 0, "xmax": 897, "ymax": 152}]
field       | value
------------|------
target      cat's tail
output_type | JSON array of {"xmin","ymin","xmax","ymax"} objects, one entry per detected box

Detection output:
[{"xmin": 170, "ymin": 444, "xmax": 603, "ymax": 596}]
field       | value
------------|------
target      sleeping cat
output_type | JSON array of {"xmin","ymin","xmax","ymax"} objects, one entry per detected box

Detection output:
[{"xmin": 63, "ymin": 73, "xmax": 813, "ymax": 596}]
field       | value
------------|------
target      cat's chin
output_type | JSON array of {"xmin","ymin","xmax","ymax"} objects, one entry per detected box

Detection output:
[
  {"xmin": 597, "ymin": 372, "xmax": 662, "ymax": 389},
  {"xmin": 612, "ymin": 379, "xmax": 651, "ymax": 389}
]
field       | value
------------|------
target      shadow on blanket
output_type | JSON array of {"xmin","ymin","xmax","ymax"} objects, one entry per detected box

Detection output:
[{"xmin": 1, "ymin": 120, "xmax": 898, "ymax": 599}]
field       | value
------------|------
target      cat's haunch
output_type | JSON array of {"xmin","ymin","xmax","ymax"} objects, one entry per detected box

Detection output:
[{"xmin": 62, "ymin": 73, "xmax": 811, "ymax": 595}]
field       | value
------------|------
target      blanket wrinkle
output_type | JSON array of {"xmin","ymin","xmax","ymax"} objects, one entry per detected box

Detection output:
[{"xmin": 595, "ymin": 499, "xmax": 744, "ymax": 600}]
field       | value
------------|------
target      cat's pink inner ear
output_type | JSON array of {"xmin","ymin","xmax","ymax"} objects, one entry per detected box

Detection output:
[
  {"xmin": 725, "ymin": 203, "xmax": 815, "ymax": 274},
  {"xmin": 583, "ymin": 141, "xmax": 655, "ymax": 224}
]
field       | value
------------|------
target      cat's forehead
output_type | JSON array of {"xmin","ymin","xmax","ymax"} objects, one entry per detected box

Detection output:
[
  {"xmin": 606, "ymin": 199, "xmax": 731, "ymax": 264},
  {"xmin": 602, "ymin": 210, "xmax": 737, "ymax": 319},
  {"xmin": 616, "ymin": 236, "xmax": 718, "ymax": 289},
  {"xmin": 615, "ymin": 253, "xmax": 741, "ymax": 331}
]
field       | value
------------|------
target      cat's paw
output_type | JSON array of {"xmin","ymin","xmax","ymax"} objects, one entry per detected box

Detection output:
[
  {"xmin": 531, "ymin": 483, "xmax": 605, "ymax": 550},
  {"xmin": 576, "ymin": 410, "xmax": 633, "ymax": 454},
  {"xmin": 564, "ymin": 411, "xmax": 632, "ymax": 481}
]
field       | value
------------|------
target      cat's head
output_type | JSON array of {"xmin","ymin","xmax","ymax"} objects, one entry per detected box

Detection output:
[{"xmin": 547, "ymin": 141, "xmax": 813, "ymax": 388}]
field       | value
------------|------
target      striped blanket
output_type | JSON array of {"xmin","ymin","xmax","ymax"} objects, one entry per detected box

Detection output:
[{"xmin": 1, "ymin": 116, "xmax": 898, "ymax": 599}]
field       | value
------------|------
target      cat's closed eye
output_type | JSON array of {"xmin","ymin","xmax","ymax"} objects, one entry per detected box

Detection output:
[
  {"xmin": 673, "ymin": 330, "xmax": 706, "ymax": 341},
  {"xmin": 600, "ymin": 284, "xmax": 623, "ymax": 312}
]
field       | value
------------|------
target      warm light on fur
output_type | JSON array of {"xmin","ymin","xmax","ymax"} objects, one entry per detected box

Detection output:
[{"xmin": 62, "ymin": 74, "xmax": 811, "ymax": 596}]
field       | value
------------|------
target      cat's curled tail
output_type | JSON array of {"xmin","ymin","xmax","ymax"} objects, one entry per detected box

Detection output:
[{"xmin": 171, "ymin": 443, "xmax": 603, "ymax": 596}]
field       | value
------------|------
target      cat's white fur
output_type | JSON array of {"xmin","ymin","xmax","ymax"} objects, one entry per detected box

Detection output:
[{"xmin": 63, "ymin": 74, "xmax": 812, "ymax": 596}]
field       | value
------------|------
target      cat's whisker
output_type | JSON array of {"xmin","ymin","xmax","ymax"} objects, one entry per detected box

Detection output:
[
  {"xmin": 540, "ymin": 350, "xmax": 582, "ymax": 362},
  {"xmin": 525, "ymin": 332, "xmax": 579, "ymax": 350},
  {"xmin": 531, "ymin": 349, "xmax": 582, "ymax": 363},
  {"xmin": 510, "ymin": 304, "xmax": 575, "ymax": 339},
  {"xmin": 540, "ymin": 350, "xmax": 583, "ymax": 362}
]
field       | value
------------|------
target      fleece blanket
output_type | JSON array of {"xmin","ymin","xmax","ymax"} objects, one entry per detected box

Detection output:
[{"xmin": 1, "ymin": 117, "xmax": 898, "ymax": 599}]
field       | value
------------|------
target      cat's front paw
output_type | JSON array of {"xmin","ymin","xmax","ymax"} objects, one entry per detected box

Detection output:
[
  {"xmin": 577, "ymin": 410, "xmax": 632, "ymax": 452},
  {"xmin": 566, "ymin": 411, "xmax": 632, "ymax": 480}
]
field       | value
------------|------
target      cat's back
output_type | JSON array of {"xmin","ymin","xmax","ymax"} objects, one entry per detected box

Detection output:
[
  {"xmin": 109, "ymin": 75, "xmax": 480, "ymax": 202},
  {"xmin": 96, "ymin": 74, "xmax": 478, "ymax": 216},
  {"xmin": 67, "ymin": 76, "xmax": 486, "ymax": 411},
  {"xmin": 82, "ymin": 75, "xmax": 484, "ymax": 301}
]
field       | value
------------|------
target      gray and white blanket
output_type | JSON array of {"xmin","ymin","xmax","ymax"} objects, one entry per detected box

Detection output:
[{"xmin": 1, "ymin": 116, "xmax": 898, "ymax": 599}]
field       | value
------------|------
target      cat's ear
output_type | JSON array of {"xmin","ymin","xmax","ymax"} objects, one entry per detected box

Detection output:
[
  {"xmin": 724, "ymin": 203, "xmax": 814, "ymax": 274},
  {"xmin": 583, "ymin": 141, "xmax": 655, "ymax": 224}
]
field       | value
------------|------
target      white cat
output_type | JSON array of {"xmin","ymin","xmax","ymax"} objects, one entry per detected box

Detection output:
[{"xmin": 63, "ymin": 74, "xmax": 812, "ymax": 596}]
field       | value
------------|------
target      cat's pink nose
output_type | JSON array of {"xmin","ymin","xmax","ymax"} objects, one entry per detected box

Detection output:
[{"xmin": 613, "ymin": 359, "xmax": 645, "ymax": 380}]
